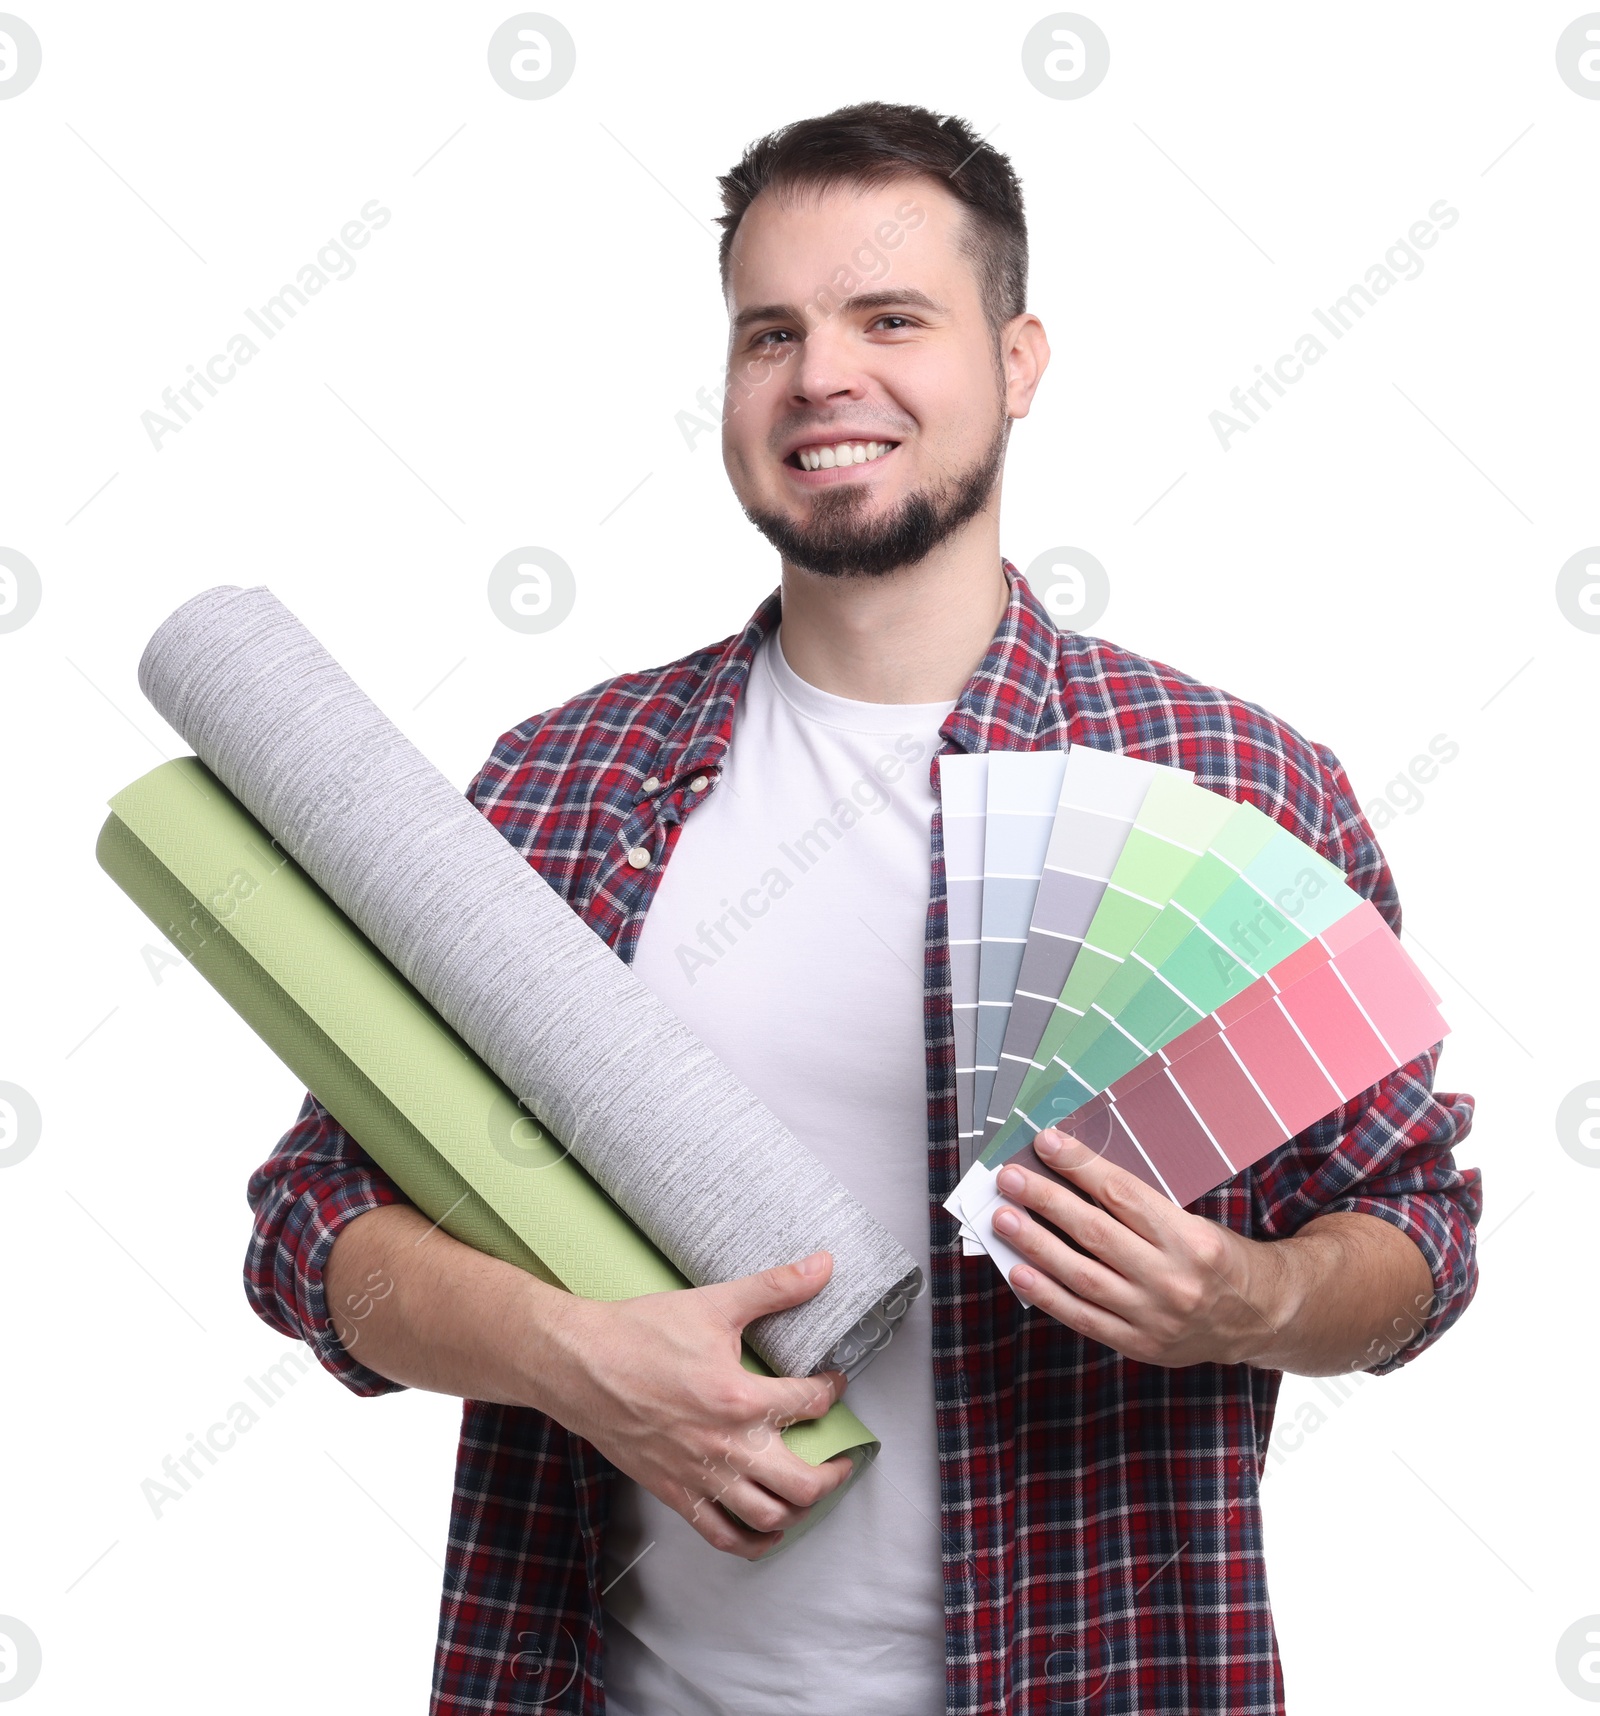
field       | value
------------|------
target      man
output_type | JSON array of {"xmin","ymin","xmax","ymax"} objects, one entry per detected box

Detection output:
[{"xmin": 246, "ymin": 102, "xmax": 1480, "ymax": 1713}]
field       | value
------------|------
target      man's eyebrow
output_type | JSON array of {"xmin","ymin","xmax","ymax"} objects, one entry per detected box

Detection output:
[{"xmin": 730, "ymin": 288, "xmax": 948, "ymax": 335}]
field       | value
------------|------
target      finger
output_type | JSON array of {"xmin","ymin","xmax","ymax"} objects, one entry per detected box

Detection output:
[
  {"xmin": 1008, "ymin": 1259, "xmax": 1145, "ymax": 1353},
  {"xmin": 1031, "ymin": 1130, "xmax": 1180, "ymax": 1248},
  {"xmin": 717, "ymin": 1468, "xmax": 830, "ymax": 1537},
  {"xmin": 758, "ymin": 1448, "xmax": 856, "ymax": 1510},
  {"xmin": 736, "ymin": 1427, "xmax": 857, "ymax": 1508},
  {"xmin": 759, "ymin": 1367, "xmax": 847, "ymax": 1429},
  {"xmin": 715, "ymin": 1453, "xmax": 854, "ymax": 1531},
  {"xmin": 715, "ymin": 1479, "xmax": 812, "ymax": 1535},
  {"xmin": 996, "ymin": 1158, "xmax": 1156, "ymax": 1275},
  {"xmin": 1030, "ymin": 1133, "xmax": 1247, "ymax": 1317},
  {"xmin": 989, "ymin": 1200, "xmax": 1145, "ymax": 1319},
  {"xmin": 696, "ymin": 1250, "xmax": 834, "ymax": 1340},
  {"xmin": 680, "ymin": 1489, "xmax": 786, "ymax": 1560}
]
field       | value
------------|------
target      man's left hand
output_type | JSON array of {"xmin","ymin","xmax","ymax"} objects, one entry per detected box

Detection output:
[{"xmin": 990, "ymin": 1129, "xmax": 1285, "ymax": 1368}]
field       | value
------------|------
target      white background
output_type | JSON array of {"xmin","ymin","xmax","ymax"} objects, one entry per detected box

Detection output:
[{"xmin": 2, "ymin": 2, "xmax": 1596, "ymax": 1710}]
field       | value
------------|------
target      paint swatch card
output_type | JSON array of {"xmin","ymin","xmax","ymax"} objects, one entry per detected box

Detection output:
[
  {"xmin": 972, "ymin": 749, "xmax": 1071, "ymax": 1174},
  {"xmin": 992, "ymin": 771, "xmax": 1237, "ymax": 1163},
  {"xmin": 958, "ymin": 898, "xmax": 1448, "ymax": 1286},
  {"xmin": 938, "ymin": 754, "xmax": 989, "ymax": 1251},
  {"xmin": 938, "ymin": 751, "xmax": 1451, "ymax": 1297},
  {"xmin": 1000, "ymin": 803, "xmax": 1353, "ymax": 1149},
  {"xmin": 979, "ymin": 749, "xmax": 1180, "ymax": 1152}
]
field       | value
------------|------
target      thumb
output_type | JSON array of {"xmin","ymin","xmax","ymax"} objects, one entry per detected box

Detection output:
[{"xmin": 707, "ymin": 1249, "xmax": 834, "ymax": 1332}]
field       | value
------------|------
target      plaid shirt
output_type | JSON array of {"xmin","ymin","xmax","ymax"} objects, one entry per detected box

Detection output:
[{"xmin": 245, "ymin": 563, "xmax": 1480, "ymax": 1714}]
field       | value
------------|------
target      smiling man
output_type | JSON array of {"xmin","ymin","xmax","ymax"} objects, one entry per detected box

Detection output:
[{"xmin": 245, "ymin": 103, "xmax": 1481, "ymax": 1714}]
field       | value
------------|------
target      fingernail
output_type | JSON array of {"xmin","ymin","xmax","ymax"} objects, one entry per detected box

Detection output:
[
  {"xmin": 1035, "ymin": 1130, "xmax": 1062, "ymax": 1156},
  {"xmin": 993, "ymin": 1207, "xmax": 1019, "ymax": 1235},
  {"xmin": 798, "ymin": 1249, "xmax": 829, "ymax": 1276},
  {"xmin": 998, "ymin": 1165, "xmax": 1025, "ymax": 1194},
  {"xmin": 1012, "ymin": 1266, "xmax": 1037, "ymax": 1292}
]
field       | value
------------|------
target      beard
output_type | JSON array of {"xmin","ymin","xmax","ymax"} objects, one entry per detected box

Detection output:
[{"xmin": 741, "ymin": 409, "xmax": 1009, "ymax": 580}]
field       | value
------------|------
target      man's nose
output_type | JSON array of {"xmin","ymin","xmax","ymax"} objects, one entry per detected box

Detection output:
[{"xmin": 786, "ymin": 321, "xmax": 870, "ymax": 405}]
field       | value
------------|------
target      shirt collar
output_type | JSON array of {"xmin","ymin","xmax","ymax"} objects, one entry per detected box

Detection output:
[{"xmin": 649, "ymin": 559, "xmax": 1065, "ymax": 786}]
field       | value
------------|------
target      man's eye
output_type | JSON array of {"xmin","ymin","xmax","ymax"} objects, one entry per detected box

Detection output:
[
  {"xmin": 752, "ymin": 329, "xmax": 794, "ymax": 347},
  {"xmin": 873, "ymin": 315, "xmax": 914, "ymax": 330}
]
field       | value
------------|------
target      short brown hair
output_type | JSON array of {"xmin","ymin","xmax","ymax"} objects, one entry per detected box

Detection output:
[{"xmin": 714, "ymin": 101, "xmax": 1029, "ymax": 338}]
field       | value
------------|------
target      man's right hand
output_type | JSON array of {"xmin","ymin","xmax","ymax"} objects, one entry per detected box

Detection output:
[
  {"xmin": 322, "ymin": 1205, "xmax": 856, "ymax": 1564},
  {"xmin": 537, "ymin": 1249, "xmax": 855, "ymax": 1559}
]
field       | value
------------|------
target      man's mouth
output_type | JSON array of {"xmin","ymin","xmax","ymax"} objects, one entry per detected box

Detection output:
[{"xmin": 784, "ymin": 439, "xmax": 900, "ymax": 472}]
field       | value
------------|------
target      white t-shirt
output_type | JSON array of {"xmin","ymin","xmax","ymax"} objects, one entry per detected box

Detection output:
[{"xmin": 601, "ymin": 624, "xmax": 954, "ymax": 1715}]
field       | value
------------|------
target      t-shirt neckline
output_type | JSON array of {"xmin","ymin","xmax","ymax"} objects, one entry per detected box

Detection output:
[{"xmin": 762, "ymin": 625, "xmax": 959, "ymax": 735}]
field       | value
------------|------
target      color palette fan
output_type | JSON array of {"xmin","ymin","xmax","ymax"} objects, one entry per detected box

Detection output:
[{"xmin": 941, "ymin": 747, "xmax": 1449, "ymax": 1287}]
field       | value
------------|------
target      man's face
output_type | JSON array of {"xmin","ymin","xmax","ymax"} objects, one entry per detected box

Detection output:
[{"xmin": 721, "ymin": 175, "xmax": 1016, "ymax": 579}]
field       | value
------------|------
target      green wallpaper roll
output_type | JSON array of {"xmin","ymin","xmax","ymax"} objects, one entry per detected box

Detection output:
[{"xmin": 97, "ymin": 756, "xmax": 877, "ymax": 1551}]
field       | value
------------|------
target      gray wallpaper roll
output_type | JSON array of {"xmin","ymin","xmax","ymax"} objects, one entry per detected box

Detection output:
[{"xmin": 138, "ymin": 585, "xmax": 920, "ymax": 1380}]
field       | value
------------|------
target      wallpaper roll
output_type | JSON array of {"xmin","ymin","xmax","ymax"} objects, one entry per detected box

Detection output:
[
  {"xmin": 136, "ymin": 586, "xmax": 921, "ymax": 1381},
  {"xmin": 96, "ymin": 757, "xmax": 879, "ymax": 1553}
]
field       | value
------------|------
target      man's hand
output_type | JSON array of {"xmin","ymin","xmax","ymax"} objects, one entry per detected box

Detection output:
[
  {"xmin": 989, "ymin": 1129, "xmax": 1437, "ymax": 1376},
  {"xmin": 323, "ymin": 1204, "xmax": 854, "ymax": 1563},
  {"xmin": 540, "ymin": 1251, "xmax": 855, "ymax": 1561}
]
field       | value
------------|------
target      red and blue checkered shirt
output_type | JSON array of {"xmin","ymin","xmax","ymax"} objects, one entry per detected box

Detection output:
[{"xmin": 245, "ymin": 563, "xmax": 1480, "ymax": 1714}]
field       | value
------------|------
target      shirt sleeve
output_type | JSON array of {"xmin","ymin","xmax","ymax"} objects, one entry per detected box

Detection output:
[
  {"xmin": 243, "ymin": 1090, "xmax": 412, "ymax": 1397},
  {"xmin": 1245, "ymin": 744, "xmax": 1482, "ymax": 1374}
]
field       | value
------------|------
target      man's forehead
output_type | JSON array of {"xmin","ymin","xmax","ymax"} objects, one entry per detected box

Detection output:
[{"xmin": 725, "ymin": 172, "xmax": 963, "ymax": 302}]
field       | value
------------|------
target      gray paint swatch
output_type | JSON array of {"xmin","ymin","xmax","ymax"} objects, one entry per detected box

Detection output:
[
  {"xmin": 973, "ymin": 750, "xmax": 1069, "ymax": 1155},
  {"xmin": 980, "ymin": 748, "xmax": 1178, "ymax": 1148},
  {"xmin": 938, "ymin": 753, "xmax": 988, "ymax": 1177}
]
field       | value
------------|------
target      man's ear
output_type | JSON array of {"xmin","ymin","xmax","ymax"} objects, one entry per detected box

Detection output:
[{"xmin": 1003, "ymin": 314, "xmax": 1051, "ymax": 421}]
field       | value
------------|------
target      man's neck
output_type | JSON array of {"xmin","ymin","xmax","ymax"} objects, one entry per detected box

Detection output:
[{"xmin": 775, "ymin": 526, "xmax": 1009, "ymax": 705}]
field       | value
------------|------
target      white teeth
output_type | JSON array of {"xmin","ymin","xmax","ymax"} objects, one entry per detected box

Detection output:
[{"xmin": 796, "ymin": 440, "xmax": 896, "ymax": 471}]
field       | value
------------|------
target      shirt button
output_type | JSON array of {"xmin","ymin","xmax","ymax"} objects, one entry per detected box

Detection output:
[
  {"xmin": 689, "ymin": 774, "xmax": 710, "ymax": 793},
  {"xmin": 626, "ymin": 846, "xmax": 651, "ymax": 869},
  {"xmin": 642, "ymin": 776, "xmax": 661, "ymax": 793}
]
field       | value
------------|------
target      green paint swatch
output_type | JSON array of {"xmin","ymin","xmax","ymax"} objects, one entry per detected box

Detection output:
[
  {"xmin": 983, "ymin": 773, "xmax": 1236, "ymax": 1165},
  {"xmin": 983, "ymin": 795, "xmax": 1360, "ymax": 1157}
]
